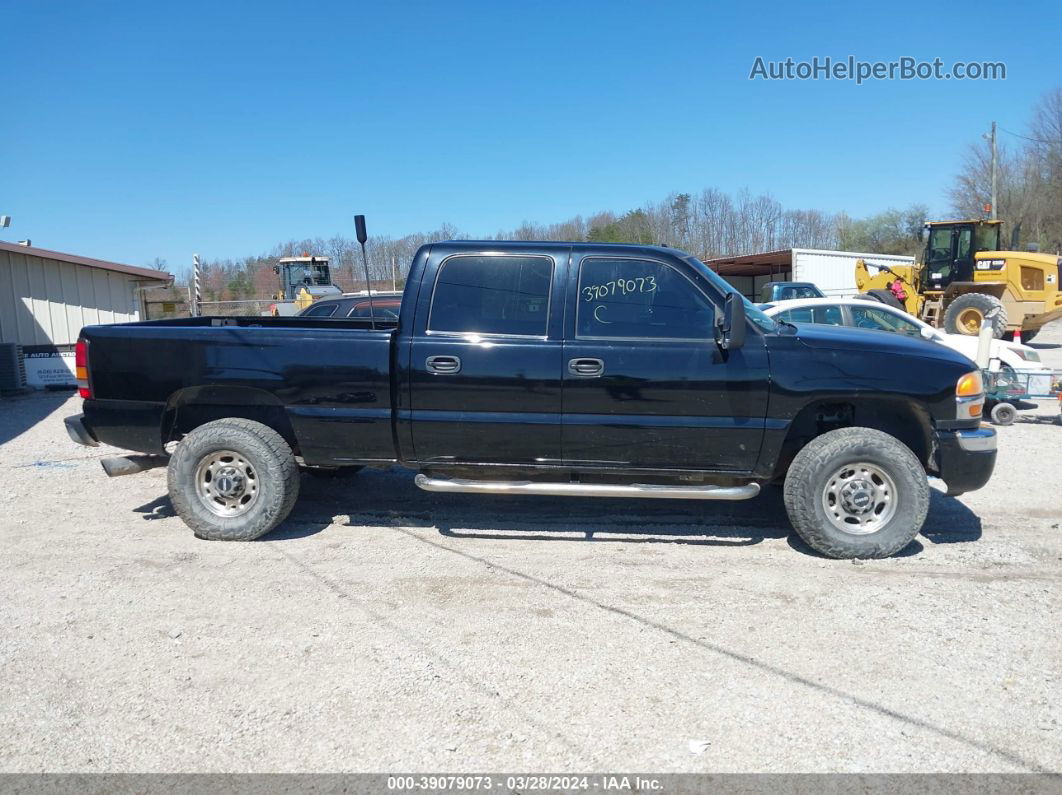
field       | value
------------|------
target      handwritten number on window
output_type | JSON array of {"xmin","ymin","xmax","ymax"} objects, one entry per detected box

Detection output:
[{"xmin": 581, "ymin": 275, "xmax": 656, "ymax": 302}]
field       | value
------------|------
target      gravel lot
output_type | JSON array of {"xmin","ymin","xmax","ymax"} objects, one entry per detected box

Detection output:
[{"xmin": 1, "ymin": 324, "xmax": 1060, "ymax": 774}]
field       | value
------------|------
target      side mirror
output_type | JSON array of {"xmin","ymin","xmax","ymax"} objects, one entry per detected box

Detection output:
[
  {"xmin": 919, "ymin": 326, "xmax": 937, "ymax": 341},
  {"xmin": 716, "ymin": 292, "xmax": 746, "ymax": 351}
]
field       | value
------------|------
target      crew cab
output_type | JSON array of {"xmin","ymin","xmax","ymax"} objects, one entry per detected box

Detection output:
[{"xmin": 66, "ymin": 242, "xmax": 997, "ymax": 558}]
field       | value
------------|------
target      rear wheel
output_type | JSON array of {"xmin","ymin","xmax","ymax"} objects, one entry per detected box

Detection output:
[
  {"xmin": 990, "ymin": 403, "xmax": 1017, "ymax": 426},
  {"xmin": 942, "ymin": 293, "xmax": 1007, "ymax": 338},
  {"xmin": 863, "ymin": 288, "xmax": 906, "ymax": 311},
  {"xmin": 168, "ymin": 418, "xmax": 300, "ymax": 541},
  {"xmin": 783, "ymin": 428, "xmax": 929, "ymax": 559}
]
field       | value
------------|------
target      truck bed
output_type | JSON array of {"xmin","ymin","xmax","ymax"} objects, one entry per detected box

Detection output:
[
  {"xmin": 80, "ymin": 317, "xmax": 398, "ymax": 464},
  {"xmin": 129, "ymin": 315, "xmax": 399, "ymax": 331}
]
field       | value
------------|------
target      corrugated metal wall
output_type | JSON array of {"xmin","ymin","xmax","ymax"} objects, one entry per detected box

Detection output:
[
  {"xmin": 792, "ymin": 250, "xmax": 915, "ymax": 297},
  {"xmin": 0, "ymin": 248, "xmax": 140, "ymax": 347}
]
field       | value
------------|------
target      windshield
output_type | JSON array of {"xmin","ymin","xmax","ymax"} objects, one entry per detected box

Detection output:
[
  {"xmin": 974, "ymin": 223, "xmax": 1001, "ymax": 253},
  {"xmin": 849, "ymin": 304, "xmax": 925, "ymax": 337},
  {"xmin": 684, "ymin": 256, "xmax": 778, "ymax": 332}
]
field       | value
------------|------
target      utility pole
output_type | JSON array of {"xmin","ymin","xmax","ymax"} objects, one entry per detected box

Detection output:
[
  {"xmin": 984, "ymin": 121, "xmax": 998, "ymax": 220},
  {"xmin": 392, "ymin": 255, "xmax": 397, "ymax": 291}
]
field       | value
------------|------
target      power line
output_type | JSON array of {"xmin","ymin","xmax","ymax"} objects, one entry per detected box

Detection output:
[{"xmin": 999, "ymin": 126, "xmax": 1058, "ymax": 145}]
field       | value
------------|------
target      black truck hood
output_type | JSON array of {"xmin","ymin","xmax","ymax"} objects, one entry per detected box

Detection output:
[{"xmin": 784, "ymin": 322, "xmax": 976, "ymax": 367}]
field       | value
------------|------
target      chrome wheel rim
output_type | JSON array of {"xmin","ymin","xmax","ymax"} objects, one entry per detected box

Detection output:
[
  {"xmin": 194, "ymin": 450, "xmax": 259, "ymax": 517},
  {"xmin": 821, "ymin": 461, "xmax": 897, "ymax": 535}
]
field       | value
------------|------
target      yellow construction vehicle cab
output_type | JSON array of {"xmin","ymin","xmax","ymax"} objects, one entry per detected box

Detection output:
[
  {"xmin": 855, "ymin": 219, "xmax": 1062, "ymax": 340},
  {"xmin": 269, "ymin": 255, "xmax": 342, "ymax": 316}
]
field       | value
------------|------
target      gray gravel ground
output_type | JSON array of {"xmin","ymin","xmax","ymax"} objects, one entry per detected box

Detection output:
[{"xmin": 1, "ymin": 324, "xmax": 1060, "ymax": 773}]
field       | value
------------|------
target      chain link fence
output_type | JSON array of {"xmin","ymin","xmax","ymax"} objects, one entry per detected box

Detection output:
[{"xmin": 143, "ymin": 299, "xmax": 277, "ymax": 320}]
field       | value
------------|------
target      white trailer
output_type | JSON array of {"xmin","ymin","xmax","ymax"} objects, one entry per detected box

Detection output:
[{"xmin": 705, "ymin": 248, "xmax": 915, "ymax": 301}]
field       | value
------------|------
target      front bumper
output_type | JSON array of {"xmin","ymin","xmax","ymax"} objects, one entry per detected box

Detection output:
[
  {"xmin": 64, "ymin": 414, "xmax": 99, "ymax": 447},
  {"xmin": 934, "ymin": 425, "xmax": 996, "ymax": 495}
]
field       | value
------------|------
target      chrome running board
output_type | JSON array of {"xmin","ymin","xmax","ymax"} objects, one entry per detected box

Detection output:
[{"xmin": 414, "ymin": 474, "xmax": 760, "ymax": 501}]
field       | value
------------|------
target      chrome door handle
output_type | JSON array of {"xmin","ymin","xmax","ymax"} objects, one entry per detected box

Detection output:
[
  {"xmin": 425, "ymin": 355, "xmax": 461, "ymax": 374},
  {"xmin": 568, "ymin": 358, "xmax": 604, "ymax": 377}
]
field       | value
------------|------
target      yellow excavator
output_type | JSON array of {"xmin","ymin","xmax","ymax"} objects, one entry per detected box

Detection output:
[{"xmin": 855, "ymin": 219, "xmax": 1062, "ymax": 340}]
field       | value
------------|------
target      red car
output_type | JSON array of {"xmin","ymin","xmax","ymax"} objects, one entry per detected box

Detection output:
[{"xmin": 297, "ymin": 291, "xmax": 403, "ymax": 321}]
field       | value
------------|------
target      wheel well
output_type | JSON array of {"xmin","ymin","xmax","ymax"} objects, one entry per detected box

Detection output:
[
  {"xmin": 775, "ymin": 399, "xmax": 933, "ymax": 477},
  {"xmin": 161, "ymin": 386, "xmax": 298, "ymax": 453},
  {"xmin": 943, "ymin": 283, "xmax": 1007, "ymax": 303}
]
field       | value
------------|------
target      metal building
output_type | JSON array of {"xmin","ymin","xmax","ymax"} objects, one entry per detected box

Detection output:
[
  {"xmin": 0, "ymin": 241, "xmax": 171, "ymax": 388},
  {"xmin": 705, "ymin": 248, "xmax": 915, "ymax": 301}
]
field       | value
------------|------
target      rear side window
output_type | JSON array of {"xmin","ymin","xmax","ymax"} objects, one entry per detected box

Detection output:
[
  {"xmin": 429, "ymin": 255, "xmax": 553, "ymax": 336},
  {"xmin": 777, "ymin": 306, "xmax": 843, "ymax": 325},
  {"xmin": 576, "ymin": 257, "xmax": 715, "ymax": 339},
  {"xmin": 348, "ymin": 301, "xmax": 400, "ymax": 320},
  {"xmin": 303, "ymin": 303, "xmax": 338, "ymax": 317}
]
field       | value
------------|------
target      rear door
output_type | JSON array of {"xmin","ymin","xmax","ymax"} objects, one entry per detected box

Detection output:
[
  {"xmin": 408, "ymin": 249, "xmax": 565, "ymax": 464},
  {"xmin": 561, "ymin": 253, "xmax": 770, "ymax": 471}
]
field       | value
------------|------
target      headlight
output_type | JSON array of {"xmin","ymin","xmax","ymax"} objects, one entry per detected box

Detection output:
[
  {"xmin": 1013, "ymin": 348, "xmax": 1040, "ymax": 362},
  {"xmin": 956, "ymin": 370, "xmax": 984, "ymax": 419}
]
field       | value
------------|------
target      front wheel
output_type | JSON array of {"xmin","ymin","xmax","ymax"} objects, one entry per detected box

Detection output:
[
  {"xmin": 990, "ymin": 403, "xmax": 1017, "ymax": 426},
  {"xmin": 168, "ymin": 418, "xmax": 300, "ymax": 541},
  {"xmin": 783, "ymin": 428, "xmax": 929, "ymax": 559},
  {"xmin": 942, "ymin": 293, "xmax": 1007, "ymax": 338}
]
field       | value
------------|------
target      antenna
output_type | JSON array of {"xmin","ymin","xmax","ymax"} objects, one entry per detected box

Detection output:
[{"xmin": 354, "ymin": 215, "xmax": 376, "ymax": 329}]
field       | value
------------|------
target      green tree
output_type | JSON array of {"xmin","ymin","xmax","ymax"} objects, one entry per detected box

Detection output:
[
  {"xmin": 226, "ymin": 271, "xmax": 253, "ymax": 300},
  {"xmin": 587, "ymin": 209, "xmax": 653, "ymax": 244},
  {"xmin": 837, "ymin": 205, "xmax": 928, "ymax": 256}
]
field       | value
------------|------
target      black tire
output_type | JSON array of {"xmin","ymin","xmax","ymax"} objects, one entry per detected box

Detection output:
[
  {"xmin": 990, "ymin": 403, "xmax": 1017, "ymax": 426},
  {"xmin": 863, "ymin": 288, "xmax": 906, "ymax": 311},
  {"xmin": 167, "ymin": 418, "xmax": 300, "ymax": 541},
  {"xmin": 783, "ymin": 427, "xmax": 929, "ymax": 559},
  {"xmin": 942, "ymin": 293, "xmax": 1007, "ymax": 338}
]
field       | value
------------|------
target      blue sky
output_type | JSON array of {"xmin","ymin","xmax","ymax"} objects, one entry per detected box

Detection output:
[{"xmin": 2, "ymin": 0, "xmax": 1059, "ymax": 269}]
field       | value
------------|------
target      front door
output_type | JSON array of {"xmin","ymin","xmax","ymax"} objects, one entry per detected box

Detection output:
[
  {"xmin": 924, "ymin": 224, "xmax": 975, "ymax": 288},
  {"xmin": 561, "ymin": 254, "xmax": 770, "ymax": 471},
  {"xmin": 409, "ymin": 251, "xmax": 563, "ymax": 464}
]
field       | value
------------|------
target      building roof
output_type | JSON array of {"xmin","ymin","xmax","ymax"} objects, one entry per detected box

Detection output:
[
  {"xmin": 704, "ymin": 247, "xmax": 916, "ymax": 277},
  {"xmin": 704, "ymin": 248, "xmax": 794, "ymax": 277},
  {"xmin": 0, "ymin": 240, "xmax": 172, "ymax": 283}
]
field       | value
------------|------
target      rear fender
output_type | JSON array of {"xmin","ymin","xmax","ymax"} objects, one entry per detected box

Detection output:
[{"xmin": 162, "ymin": 386, "xmax": 298, "ymax": 451}]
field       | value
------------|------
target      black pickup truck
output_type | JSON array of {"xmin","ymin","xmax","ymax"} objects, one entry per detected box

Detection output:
[{"xmin": 66, "ymin": 242, "xmax": 996, "ymax": 558}]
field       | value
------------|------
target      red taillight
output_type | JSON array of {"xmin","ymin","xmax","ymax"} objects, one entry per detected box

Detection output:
[{"xmin": 75, "ymin": 339, "xmax": 92, "ymax": 399}]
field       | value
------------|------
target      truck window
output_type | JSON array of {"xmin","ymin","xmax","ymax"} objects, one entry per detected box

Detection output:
[
  {"xmin": 428, "ymin": 255, "xmax": 553, "ymax": 337},
  {"xmin": 577, "ymin": 258, "xmax": 714, "ymax": 339},
  {"xmin": 303, "ymin": 303, "xmax": 338, "ymax": 317}
]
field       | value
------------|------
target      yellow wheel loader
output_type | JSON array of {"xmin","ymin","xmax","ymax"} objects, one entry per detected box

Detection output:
[
  {"xmin": 268, "ymin": 255, "xmax": 342, "ymax": 317},
  {"xmin": 854, "ymin": 220, "xmax": 1062, "ymax": 340}
]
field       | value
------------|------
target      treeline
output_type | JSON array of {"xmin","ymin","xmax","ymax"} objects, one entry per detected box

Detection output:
[
  {"xmin": 177, "ymin": 196, "xmax": 931, "ymax": 303},
  {"xmin": 171, "ymin": 86, "xmax": 1060, "ymax": 303},
  {"xmin": 950, "ymin": 87, "xmax": 1062, "ymax": 252}
]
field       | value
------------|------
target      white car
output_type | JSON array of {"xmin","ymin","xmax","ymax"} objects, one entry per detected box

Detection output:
[{"xmin": 761, "ymin": 297, "xmax": 1047, "ymax": 373}]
